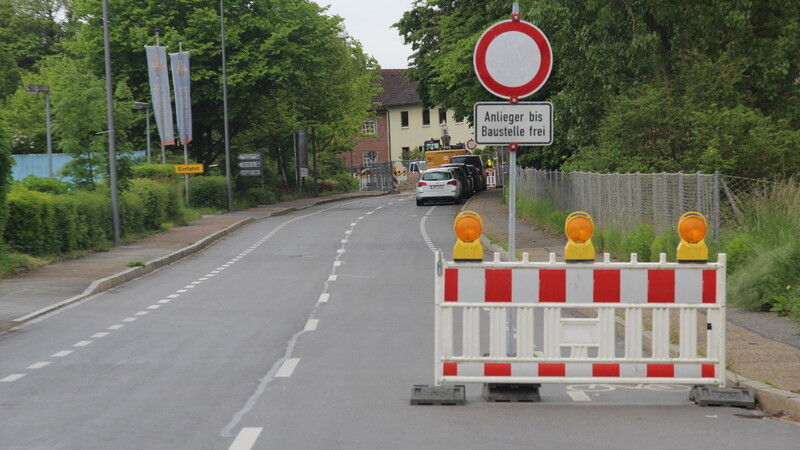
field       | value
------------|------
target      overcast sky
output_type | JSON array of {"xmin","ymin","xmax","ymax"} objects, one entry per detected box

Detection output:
[{"xmin": 320, "ymin": 0, "xmax": 415, "ymax": 69}]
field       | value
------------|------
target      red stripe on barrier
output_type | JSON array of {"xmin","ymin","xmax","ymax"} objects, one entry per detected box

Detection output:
[
  {"xmin": 648, "ymin": 270, "xmax": 675, "ymax": 303},
  {"xmin": 702, "ymin": 270, "xmax": 717, "ymax": 304},
  {"xmin": 702, "ymin": 364, "xmax": 716, "ymax": 378},
  {"xmin": 594, "ymin": 270, "xmax": 621, "ymax": 303},
  {"xmin": 593, "ymin": 364, "xmax": 620, "ymax": 377},
  {"xmin": 443, "ymin": 363, "xmax": 458, "ymax": 376},
  {"xmin": 485, "ymin": 269, "xmax": 512, "ymax": 302},
  {"xmin": 647, "ymin": 364, "xmax": 674, "ymax": 377},
  {"xmin": 485, "ymin": 363, "xmax": 512, "ymax": 377},
  {"xmin": 539, "ymin": 269, "xmax": 566, "ymax": 302},
  {"xmin": 445, "ymin": 269, "xmax": 458, "ymax": 302},
  {"xmin": 539, "ymin": 363, "xmax": 566, "ymax": 377}
]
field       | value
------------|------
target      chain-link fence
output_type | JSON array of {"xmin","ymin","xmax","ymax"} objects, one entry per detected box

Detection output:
[{"xmin": 517, "ymin": 169, "xmax": 724, "ymax": 239}]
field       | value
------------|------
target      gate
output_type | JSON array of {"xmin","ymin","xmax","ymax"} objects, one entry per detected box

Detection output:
[
  {"xmin": 433, "ymin": 252, "xmax": 727, "ymax": 387},
  {"xmin": 360, "ymin": 161, "xmax": 393, "ymax": 191}
]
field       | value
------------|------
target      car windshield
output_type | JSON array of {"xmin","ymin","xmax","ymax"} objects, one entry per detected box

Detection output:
[{"xmin": 422, "ymin": 171, "xmax": 452, "ymax": 181}]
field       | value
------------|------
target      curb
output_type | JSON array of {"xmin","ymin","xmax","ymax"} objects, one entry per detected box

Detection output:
[
  {"xmin": 4, "ymin": 191, "xmax": 391, "ymax": 331},
  {"xmin": 9, "ymin": 216, "xmax": 257, "ymax": 328}
]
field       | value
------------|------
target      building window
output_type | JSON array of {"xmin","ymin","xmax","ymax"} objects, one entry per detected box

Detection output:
[
  {"xmin": 363, "ymin": 151, "xmax": 377, "ymax": 164},
  {"xmin": 361, "ymin": 119, "xmax": 377, "ymax": 135},
  {"xmin": 422, "ymin": 109, "xmax": 431, "ymax": 127},
  {"xmin": 401, "ymin": 111, "xmax": 409, "ymax": 128},
  {"xmin": 439, "ymin": 109, "xmax": 447, "ymax": 124}
]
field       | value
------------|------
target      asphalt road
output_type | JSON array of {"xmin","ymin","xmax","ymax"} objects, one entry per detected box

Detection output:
[{"xmin": 1, "ymin": 195, "xmax": 798, "ymax": 449}]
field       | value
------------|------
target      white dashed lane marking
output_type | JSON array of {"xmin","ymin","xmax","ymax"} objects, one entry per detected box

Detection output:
[
  {"xmin": 1, "ymin": 374, "xmax": 26, "ymax": 382},
  {"xmin": 228, "ymin": 427, "xmax": 263, "ymax": 450},
  {"xmin": 52, "ymin": 350, "xmax": 73, "ymax": 357},
  {"xmin": 275, "ymin": 359, "xmax": 300, "ymax": 378},
  {"xmin": 27, "ymin": 362, "xmax": 50, "ymax": 369}
]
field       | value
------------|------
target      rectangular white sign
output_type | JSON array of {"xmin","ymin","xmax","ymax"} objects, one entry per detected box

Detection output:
[{"xmin": 474, "ymin": 102, "xmax": 553, "ymax": 145}]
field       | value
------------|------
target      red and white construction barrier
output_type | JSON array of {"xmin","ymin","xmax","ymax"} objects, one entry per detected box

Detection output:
[
  {"xmin": 433, "ymin": 252, "xmax": 727, "ymax": 386},
  {"xmin": 486, "ymin": 170, "xmax": 496, "ymax": 188}
]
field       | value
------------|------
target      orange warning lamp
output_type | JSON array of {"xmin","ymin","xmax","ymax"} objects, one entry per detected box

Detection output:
[
  {"xmin": 677, "ymin": 212, "xmax": 708, "ymax": 263},
  {"xmin": 564, "ymin": 212, "xmax": 595, "ymax": 262},
  {"xmin": 453, "ymin": 211, "xmax": 483, "ymax": 262}
]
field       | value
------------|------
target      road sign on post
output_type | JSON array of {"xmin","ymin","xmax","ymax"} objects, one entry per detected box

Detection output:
[
  {"xmin": 474, "ymin": 102, "xmax": 552, "ymax": 145},
  {"xmin": 473, "ymin": 14, "xmax": 552, "ymax": 102},
  {"xmin": 473, "ymin": 4, "xmax": 554, "ymax": 265}
]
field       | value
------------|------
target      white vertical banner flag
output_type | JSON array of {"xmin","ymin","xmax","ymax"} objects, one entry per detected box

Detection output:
[
  {"xmin": 145, "ymin": 46, "xmax": 175, "ymax": 146},
  {"xmin": 169, "ymin": 51, "xmax": 192, "ymax": 145}
]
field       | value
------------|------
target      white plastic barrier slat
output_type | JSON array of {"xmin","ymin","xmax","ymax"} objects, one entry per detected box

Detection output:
[{"xmin": 433, "ymin": 252, "xmax": 727, "ymax": 386}]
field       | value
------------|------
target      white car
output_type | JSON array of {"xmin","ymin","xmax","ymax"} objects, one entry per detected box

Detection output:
[{"xmin": 416, "ymin": 168, "xmax": 462, "ymax": 206}]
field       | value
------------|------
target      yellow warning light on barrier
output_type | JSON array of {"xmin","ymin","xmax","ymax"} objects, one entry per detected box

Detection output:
[
  {"xmin": 453, "ymin": 211, "xmax": 484, "ymax": 262},
  {"xmin": 564, "ymin": 212, "xmax": 595, "ymax": 262},
  {"xmin": 677, "ymin": 212, "xmax": 708, "ymax": 263}
]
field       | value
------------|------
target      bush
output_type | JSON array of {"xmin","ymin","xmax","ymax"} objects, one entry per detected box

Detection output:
[
  {"xmin": 650, "ymin": 228, "xmax": 679, "ymax": 262},
  {"xmin": 52, "ymin": 195, "xmax": 79, "ymax": 253},
  {"xmin": 621, "ymin": 223, "xmax": 655, "ymax": 261},
  {"xmin": 132, "ymin": 164, "xmax": 179, "ymax": 182},
  {"xmin": 4, "ymin": 189, "xmax": 56, "ymax": 255},
  {"xmin": 17, "ymin": 175, "xmax": 73, "ymax": 195},
  {"xmin": 189, "ymin": 176, "xmax": 228, "ymax": 209}
]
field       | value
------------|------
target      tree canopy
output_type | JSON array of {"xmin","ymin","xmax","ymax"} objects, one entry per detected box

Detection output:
[
  {"xmin": 1, "ymin": 0, "xmax": 380, "ymax": 188},
  {"xmin": 397, "ymin": 0, "xmax": 800, "ymax": 178}
]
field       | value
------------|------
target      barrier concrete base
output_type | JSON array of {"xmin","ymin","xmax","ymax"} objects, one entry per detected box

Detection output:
[
  {"xmin": 690, "ymin": 385, "xmax": 756, "ymax": 409},
  {"xmin": 482, "ymin": 383, "xmax": 542, "ymax": 403},
  {"xmin": 410, "ymin": 385, "xmax": 466, "ymax": 406}
]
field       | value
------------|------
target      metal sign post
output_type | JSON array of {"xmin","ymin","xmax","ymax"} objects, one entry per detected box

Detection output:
[{"xmin": 473, "ymin": 4, "xmax": 554, "ymax": 261}]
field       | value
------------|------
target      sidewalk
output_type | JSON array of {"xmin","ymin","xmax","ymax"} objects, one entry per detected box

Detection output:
[
  {"xmin": 465, "ymin": 188, "xmax": 800, "ymax": 418},
  {"xmin": 0, "ymin": 190, "xmax": 386, "ymax": 331}
]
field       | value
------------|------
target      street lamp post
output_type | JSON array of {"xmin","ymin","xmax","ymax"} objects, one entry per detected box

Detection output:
[
  {"xmin": 133, "ymin": 102, "xmax": 151, "ymax": 163},
  {"xmin": 102, "ymin": 0, "xmax": 121, "ymax": 245},
  {"xmin": 25, "ymin": 84, "xmax": 53, "ymax": 178},
  {"xmin": 220, "ymin": 0, "xmax": 234, "ymax": 211}
]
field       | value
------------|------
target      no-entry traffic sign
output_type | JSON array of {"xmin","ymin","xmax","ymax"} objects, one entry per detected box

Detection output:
[{"xmin": 473, "ymin": 19, "xmax": 553, "ymax": 100}]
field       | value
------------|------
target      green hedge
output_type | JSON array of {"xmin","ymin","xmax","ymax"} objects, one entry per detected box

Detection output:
[{"xmin": 4, "ymin": 179, "xmax": 185, "ymax": 256}]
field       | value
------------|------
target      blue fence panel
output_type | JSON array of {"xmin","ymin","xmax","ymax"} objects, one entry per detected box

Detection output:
[{"xmin": 12, "ymin": 152, "xmax": 147, "ymax": 181}]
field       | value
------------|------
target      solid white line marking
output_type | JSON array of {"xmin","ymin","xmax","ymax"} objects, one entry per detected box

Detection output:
[
  {"xmin": 1, "ymin": 374, "xmax": 25, "ymax": 382},
  {"xmin": 275, "ymin": 358, "xmax": 300, "ymax": 378},
  {"xmin": 91, "ymin": 332, "xmax": 109, "ymax": 338},
  {"xmin": 318, "ymin": 293, "xmax": 330, "ymax": 303},
  {"xmin": 108, "ymin": 324, "xmax": 124, "ymax": 330},
  {"xmin": 73, "ymin": 341, "xmax": 93, "ymax": 347},
  {"xmin": 122, "ymin": 318, "xmax": 137, "ymax": 323},
  {"xmin": 567, "ymin": 391, "xmax": 592, "ymax": 402},
  {"xmin": 52, "ymin": 351, "xmax": 73, "ymax": 357},
  {"xmin": 27, "ymin": 362, "xmax": 50, "ymax": 369},
  {"xmin": 328, "ymin": 275, "xmax": 337, "ymax": 281},
  {"xmin": 228, "ymin": 427, "xmax": 263, "ymax": 450},
  {"xmin": 304, "ymin": 319, "xmax": 319, "ymax": 331}
]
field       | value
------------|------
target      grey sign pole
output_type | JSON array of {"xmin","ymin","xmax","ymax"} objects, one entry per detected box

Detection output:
[{"xmin": 508, "ymin": 147, "xmax": 516, "ymax": 262}]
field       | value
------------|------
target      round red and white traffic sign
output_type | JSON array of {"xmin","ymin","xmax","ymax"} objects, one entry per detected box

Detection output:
[
  {"xmin": 465, "ymin": 138, "xmax": 478, "ymax": 151},
  {"xmin": 473, "ymin": 19, "xmax": 553, "ymax": 100}
]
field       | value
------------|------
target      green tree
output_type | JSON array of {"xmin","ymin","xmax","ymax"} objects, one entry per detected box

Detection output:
[{"xmin": 67, "ymin": 0, "xmax": 379, "ymax": 184}]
